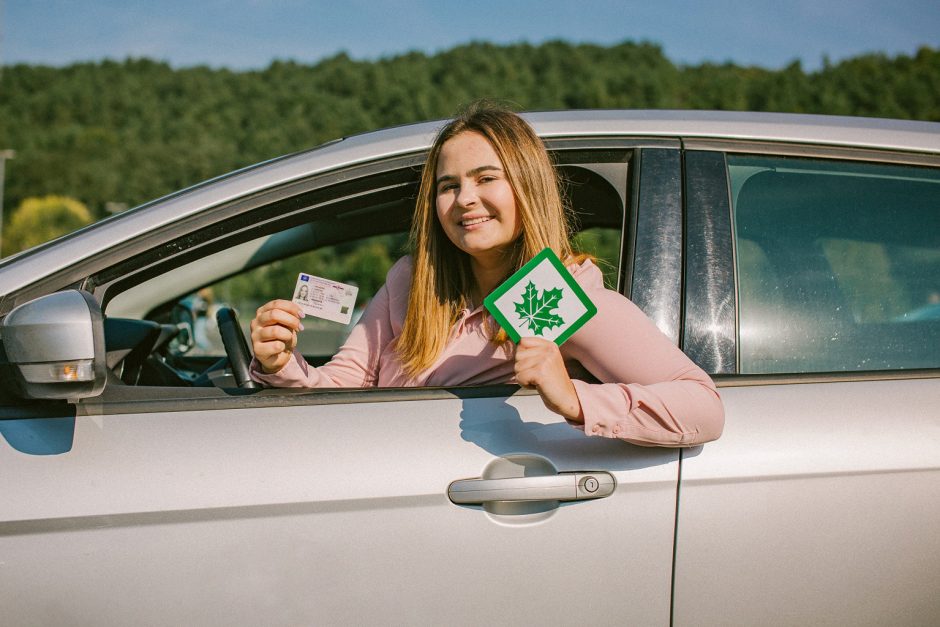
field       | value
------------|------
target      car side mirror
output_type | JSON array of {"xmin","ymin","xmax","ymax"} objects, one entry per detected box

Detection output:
[{"xmin": 1, "ymin": 290, "xmax": 107, "ymax": 400}]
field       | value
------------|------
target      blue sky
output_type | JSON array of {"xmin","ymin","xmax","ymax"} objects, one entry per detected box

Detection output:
[{"xmin": 2, "ymin": 0, "xmax": 938, "ymax": 71}]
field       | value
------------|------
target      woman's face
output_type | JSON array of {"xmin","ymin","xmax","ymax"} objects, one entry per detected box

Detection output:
[{"xmin": 435, "ymin": 131, "xmax": 521, "ymax": 267}]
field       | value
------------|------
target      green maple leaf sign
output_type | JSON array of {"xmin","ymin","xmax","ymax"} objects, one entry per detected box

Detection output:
[{"xmin": 513, "ymin": 281, "xmax": 565, "ymax": 336}]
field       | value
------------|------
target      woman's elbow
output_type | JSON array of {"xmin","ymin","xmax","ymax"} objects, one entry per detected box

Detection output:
[{"xmin": 692, "ymin": 387, "xmax": 725, "ymax": 445}]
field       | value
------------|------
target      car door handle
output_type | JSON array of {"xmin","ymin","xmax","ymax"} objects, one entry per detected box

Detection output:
[{"xmin": 448, "ymin": 472, "xmax": 615, "ymax": 504}]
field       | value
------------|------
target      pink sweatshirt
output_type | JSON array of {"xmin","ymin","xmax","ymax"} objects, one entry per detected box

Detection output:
[{"xmin": 250, "ymin": 256, "xmax": 724, "ymax": 447}]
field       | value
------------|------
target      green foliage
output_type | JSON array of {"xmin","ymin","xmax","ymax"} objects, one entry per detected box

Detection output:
[
  {"xmin": 1, "ymin": 43, "xmax": 936, "ymax": 224},
  {"xmin": 572, "ymin": 227, "xmax": 621, "ymax": 289},
  {"xmin": 2, "ymin": 195, "xmax": 93, "ymax": 255}
]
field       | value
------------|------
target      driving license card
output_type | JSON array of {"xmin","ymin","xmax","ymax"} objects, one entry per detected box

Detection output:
[{"xmin": 292, "ymin": 273, "xmax": 359, "ymax": 325}]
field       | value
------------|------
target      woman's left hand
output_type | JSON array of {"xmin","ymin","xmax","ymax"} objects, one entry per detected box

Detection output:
[{"xmin": 514, "ymin": 337, "xmax": 584, "ymax": 422}]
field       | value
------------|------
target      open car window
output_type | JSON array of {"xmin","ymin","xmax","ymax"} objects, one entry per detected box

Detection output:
[
  {"xmin": 91, "ymin": 152, "xmax": 628, "ymax": 400},
  {"xmin": 111, "ymin": 233, "xmax": 408, "ymax": 363}
]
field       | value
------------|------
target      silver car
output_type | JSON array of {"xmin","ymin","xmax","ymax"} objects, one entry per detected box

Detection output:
[{"xmin": 2, "ymin": 111, "xmax": 939, "ymax": 626}]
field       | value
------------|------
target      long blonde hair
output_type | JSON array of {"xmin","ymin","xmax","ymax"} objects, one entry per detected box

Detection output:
[{"xmin": 397, "ymin": 102, "xmax": 575, "ymax": 377}]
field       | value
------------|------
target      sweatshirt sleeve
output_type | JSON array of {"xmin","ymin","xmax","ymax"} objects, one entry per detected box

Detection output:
[
  {"xmin": 249, "ymin": 257, "xmax": 409, "ymax": 388},
  {"xmin": 563, "ymin": 284, "xmax": 724, "ymax": 447}
]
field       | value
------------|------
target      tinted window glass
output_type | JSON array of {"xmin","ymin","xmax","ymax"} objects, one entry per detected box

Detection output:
[{"xmin": 729, "ymin": 155, "xmax": 940, "ymax": 374}]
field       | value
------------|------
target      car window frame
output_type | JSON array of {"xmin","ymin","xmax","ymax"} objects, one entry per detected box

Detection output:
[{"xmin": 28, "ymin": 141, "xmax": 657, "ymax": 415}]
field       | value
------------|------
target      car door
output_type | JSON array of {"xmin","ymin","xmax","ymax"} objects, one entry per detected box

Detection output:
[
  {"xmin": 0, "ymin": 140, "xmax": 683, "ymax": 625},
  {"xmin": 673, "ymin": 147, "xmax": 940, "ymax": 625}
]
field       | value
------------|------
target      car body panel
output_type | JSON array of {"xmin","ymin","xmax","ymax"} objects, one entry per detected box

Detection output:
[
  {"xmin": 2, "ymin": 393, "xmax": 678, "ymax": 625},
  {"xmin": 674, "ymin": 378, "xmax": 940, "ymax": 626}
]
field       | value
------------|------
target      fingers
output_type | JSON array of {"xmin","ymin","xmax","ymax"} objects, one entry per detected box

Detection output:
[
  {"xmin": 251, "ymin": 299, "xmax": 304, "ymax": 332},
  {"xmin": 514, "ymin": 337, "xmax": 583, "ymax": 421},
  {"xmin": 514, "ymin": 337, "xmax": 554, "ymax": 386},
  {"xmin": 250, "ymin": 299, "xmax": 304, "ymax": 372}
]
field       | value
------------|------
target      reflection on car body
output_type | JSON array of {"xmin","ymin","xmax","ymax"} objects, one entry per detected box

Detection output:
[{"xmin": 1, "ymin": 110, "xmax": 939, "ymax": 625}]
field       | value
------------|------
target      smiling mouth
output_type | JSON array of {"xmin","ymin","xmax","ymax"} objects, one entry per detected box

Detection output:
[{"xmin": 460, "ymin": 216, "xmax": 493, "ymax": 226}]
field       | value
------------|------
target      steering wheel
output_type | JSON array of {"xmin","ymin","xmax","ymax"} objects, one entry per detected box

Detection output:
[{"xmin": 215, "ymin": 306, "xmax": 261, "ymax": 389}]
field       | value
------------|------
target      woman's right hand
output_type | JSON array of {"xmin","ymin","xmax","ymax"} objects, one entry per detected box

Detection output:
[{"xmin": 250, "ymin": 299, "xmax": 305, "ymax": 374}]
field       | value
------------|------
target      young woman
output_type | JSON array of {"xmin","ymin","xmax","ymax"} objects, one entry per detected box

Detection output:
[{"xmin": 249, "ymin": 103, "xmax": 724, "ymax": 446}]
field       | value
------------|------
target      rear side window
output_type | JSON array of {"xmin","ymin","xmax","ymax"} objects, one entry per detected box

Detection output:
[{"xmin": 729, "ymin": 155, "xmax": 940, "ymax": 374}]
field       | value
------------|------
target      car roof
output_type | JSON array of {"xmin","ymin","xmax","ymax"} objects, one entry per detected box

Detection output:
[
  {"xmin": 529, "ymin": 109, "xmax": 940, "ymax": 150},
  {"xmin": 2, "ymin": 110, "xmax": 939, "ymax": 297}
]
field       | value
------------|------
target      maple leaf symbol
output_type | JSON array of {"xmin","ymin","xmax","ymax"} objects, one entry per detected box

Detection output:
[{"xmin": 513, "ymin": 281, "xmax": 565, "ymax": 336}]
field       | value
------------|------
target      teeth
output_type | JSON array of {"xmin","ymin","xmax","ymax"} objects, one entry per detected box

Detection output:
[{"xmin": 461, "ymin": 216, "xmax": 492, "ymax": 226}]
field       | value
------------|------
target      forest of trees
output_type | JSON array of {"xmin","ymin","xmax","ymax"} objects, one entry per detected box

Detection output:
[{"xmin": 1, "ymin": 40, "xmax": 938, "ymax": 255}]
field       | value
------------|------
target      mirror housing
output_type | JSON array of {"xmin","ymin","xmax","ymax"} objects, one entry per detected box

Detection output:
[{"xmin": 1, "ymin": 290, "xmax": 107, "ymax": 400}]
